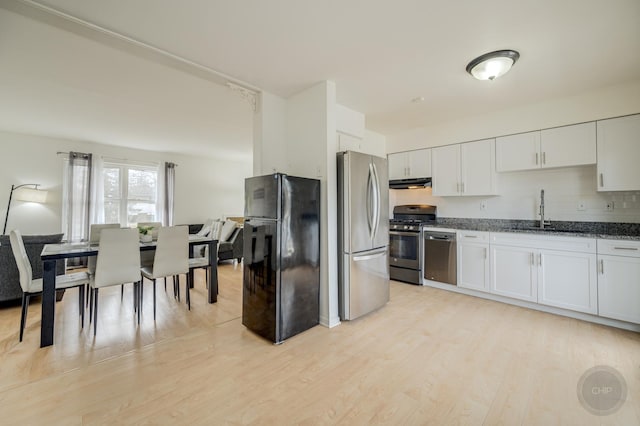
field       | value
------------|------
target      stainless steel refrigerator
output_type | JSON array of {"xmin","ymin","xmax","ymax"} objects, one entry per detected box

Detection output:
[
  {"xmin": 242, "ymin": 173, "xmax": 320, "ymax": 344},
  {"xmin": 337, "ymin": 151, "xmax": 390, "ymax": 320}
]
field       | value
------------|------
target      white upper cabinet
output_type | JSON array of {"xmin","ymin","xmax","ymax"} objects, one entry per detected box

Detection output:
[
  {"xmin": 337, "ymin": 133, "xmax": 362, "ymax": 152},
  {"xmin": 461, "ymin": 139, "xmax": 497, "ymax": 196},
  {"xmin": 433, "ymin": 138, "xmax": 496, "ymax": 196},
  {"xmin": 596, "ymin": 114, "xmax": 640, "ymax": 192},
  {"xmin": 496, "ymin": 122, "xmax": 597, "ymax": 172},
  {"xmin": 431, "ymin": 144, "xmax": 460, "ymax": 195},
  {"xmin": 388, "ymin": 149, "xmax": 431, "ymax": 180},
  {"xmin": 336, "ymin": 104, "xmax": 365, "ymax": 138},
  {"xmin": 540, "ymin": 122, "xmax": 596, "ymax": 168},
  {"xmin": 496, "ymin": 131, "xmax": 540, "ymax": 172}
]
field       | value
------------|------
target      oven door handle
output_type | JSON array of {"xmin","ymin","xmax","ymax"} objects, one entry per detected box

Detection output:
[
  {"xmin": 426, "ymin": 235, "xmax": 455, "ymax": 241},
  {"xmin": 390, "ymin": 231, "xmax": 419, "ymax": 237}
]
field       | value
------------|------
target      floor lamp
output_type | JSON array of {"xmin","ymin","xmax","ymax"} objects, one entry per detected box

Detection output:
[{"xmin": 3, "ymin": 184, "xmax": 48, "ymax": 235}]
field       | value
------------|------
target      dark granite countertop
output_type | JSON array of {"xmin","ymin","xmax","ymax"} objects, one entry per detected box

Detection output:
[{"xmin": 421, "ymin": 219, "xmax": 640, "ymax": 241}]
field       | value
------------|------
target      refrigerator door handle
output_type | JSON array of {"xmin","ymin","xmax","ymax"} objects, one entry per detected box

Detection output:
[
  {"xmin": 353, "ymin": 248, "xmax": 387, "ymax": 262},
  {"xmin": 367, "ymin": 163, "xmax": 375, "ymax": 239},
  {"xmin": 371, "ymin": 161, "xmax": 381, "ymax": 242}
]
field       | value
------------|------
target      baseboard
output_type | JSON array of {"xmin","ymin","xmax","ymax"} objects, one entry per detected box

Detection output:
[
  {"xmin": 423, "ymin": 279, "xmax": 640, "ymax": 333},
  {"xmin": 319, "ymin": 314, "xmax": 341, "ymax": 328}
]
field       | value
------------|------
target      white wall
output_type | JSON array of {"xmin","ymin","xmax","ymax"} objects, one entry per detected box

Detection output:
[
  {"xmin": 253, "ymin": 83, "xmax": 341, "ymax": 328},
  {"xmin": 286, "ymin": 82, "xmax": 339, "ymax": 328},
  {"xmin": 0, "ymin": 130, "xmax": 251, "ymax": 235},
  {"xmin": 390, "ymin": 166, "xmax": 640, "ymax": 223},
  {"xmin": 388, "ymin": 80, "xmax": 640, "ymax": 152}
]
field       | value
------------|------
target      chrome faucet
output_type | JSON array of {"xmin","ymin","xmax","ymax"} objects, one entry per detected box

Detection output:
[{"xmin": 539, "ymin": 189, "xmax": 551, "ymax": 229}]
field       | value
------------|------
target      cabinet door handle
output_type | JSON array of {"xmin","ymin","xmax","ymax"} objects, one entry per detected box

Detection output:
[
  {"xmin": 542, "ymin": 152, "xmax": 546, "ymax": 165},
  {"xmin": 613, "ymin": 247, "xmax": 638, "ymax": 251},
  {"xmin": 599, "ymin": 173, "xmax": 604, "ymax": 187},
  {"xmin": 535, "ymin": 153, "xmax": 539, "ymax": 165},
  {"xmin": 600, "ymin": 259, "xmax": 604, "ymax": 274},
  {"xmin": 538, "ymin": 253, "xmax": 542, "ymax": 266},
  {"xmin": 484, "ymin": 248, "xmax": 487, "ymax": 259},
  {"xmin": 530, "ymin": 252, "xmax": 534, "ymax": 265},
  {"xmin": 461, "ymin": 182, "xmax": 465, "ymax": 193}
]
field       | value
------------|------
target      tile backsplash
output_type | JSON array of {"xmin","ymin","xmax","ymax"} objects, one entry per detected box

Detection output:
[{"xmin": 390, "ymin": 165, "xmax": 640, "ymax": 223}]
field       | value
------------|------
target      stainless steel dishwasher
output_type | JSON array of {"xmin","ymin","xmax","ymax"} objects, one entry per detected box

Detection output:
[{"xmin": 423, "ymin": 230, "xmax": 457, "ymax": 285}]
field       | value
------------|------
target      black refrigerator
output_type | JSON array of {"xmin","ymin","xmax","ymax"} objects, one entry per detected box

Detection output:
[{"xmin": 243, "ymin": 173, "xmax": 320, "ymax": 344}]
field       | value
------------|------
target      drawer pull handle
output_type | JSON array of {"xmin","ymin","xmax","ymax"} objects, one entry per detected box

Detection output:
[
  {"xmin": 464, "ymin": 235, "xmax": 478, "ymax": 238},
  {"xmin": 613, "ymin": 247, "xmax": 638, "ymax": 251}
]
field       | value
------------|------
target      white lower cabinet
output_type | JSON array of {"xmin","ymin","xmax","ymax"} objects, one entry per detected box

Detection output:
[
  {"xmin": 597, "ymin": 239, "xmax": 640, "ymax": 324},
  {"xmin": 489, "ymin": 234, "xmax": 597, "ymax": 312},
  {"xmin": 430, "ymin": 230, "xmax": 640, "ymax": 328},
  {"xmin": 538, "ymin": 249, "xmax": 597, "ymax": 314},
  {"xmin": 457, "ymin": 231, "xmax": 490, "ymax": 292},
  {"xmin": 490, "ymin": 245, "xmax": 538, "ymax": 302}
]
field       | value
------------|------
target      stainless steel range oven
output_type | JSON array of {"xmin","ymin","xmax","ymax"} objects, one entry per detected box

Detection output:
[{"xmin": 389, "ymin": 205, "xmax": 436, "ymax": 285}]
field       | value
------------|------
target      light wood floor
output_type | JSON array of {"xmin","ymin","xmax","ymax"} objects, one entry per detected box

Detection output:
[{"xmin": 0, "ymin": 264, "xmax": 639, "ymax": 425}]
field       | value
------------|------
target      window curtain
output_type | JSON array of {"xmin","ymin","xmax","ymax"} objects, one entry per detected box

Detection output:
[
  {"xmin": 90, "ymin": 156, "xmax": 105, "ymax": 225},
  {"xmin": 62, "ymin": 152, "xmax": 92, "ymax": 267},
  {"xmin": 163, "ymin": 162, "xmax": 176, "ymax": 226}
]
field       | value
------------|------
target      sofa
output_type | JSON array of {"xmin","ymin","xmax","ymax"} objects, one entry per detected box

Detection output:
[
  {"xmin": 218, "ymin": 227, "xmax": 243, "ymax": 263},
  {"xmin": 189, "ymin": 222, "xmax": 243, "ymax": 263},
  {"xmin": 0, "ymin": 233, "xmax": 66, "ymax": 303}
]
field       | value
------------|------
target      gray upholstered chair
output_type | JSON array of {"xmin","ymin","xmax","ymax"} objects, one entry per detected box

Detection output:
[
  {"xmin": 10, "ymin": 230, "xmax": 89, "ymax": 341},
  {"xmin": 0, "ymin": 233, "xmax": 65, "ymax": 302}
]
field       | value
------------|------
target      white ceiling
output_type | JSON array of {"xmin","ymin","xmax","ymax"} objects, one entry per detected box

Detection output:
[{"xmin": 1, "ymin": 0, "xmax": 639, "ymax": 159}]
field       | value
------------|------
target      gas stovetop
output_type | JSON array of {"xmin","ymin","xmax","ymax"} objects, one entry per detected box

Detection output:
[
  {"xmin": 390, "ymin": 204, "xmax": 437, "ymax": 231},
  {"xmin": 389, "ymin": 219, "xmax": 437, "ymax": 231}
]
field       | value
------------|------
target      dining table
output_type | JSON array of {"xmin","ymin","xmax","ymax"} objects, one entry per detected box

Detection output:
[{"xmin": 39, "ymin": 236, "xmax": 218, "ymax": 348}]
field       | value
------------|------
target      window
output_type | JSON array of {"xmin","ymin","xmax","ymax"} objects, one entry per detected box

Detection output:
[{"xmin": 103, "ymin": 161, "xmax": 159, "ymax": 226}]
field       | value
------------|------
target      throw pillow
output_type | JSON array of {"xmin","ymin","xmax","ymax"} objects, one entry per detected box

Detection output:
[
  {"xmin": 210, "ymin": 220, "xmax": 223, "ymax": 240},
  {"xmin": 196, "ymin": 219, "xmax": 214, "ymax": 237},
  {"xmin": 219, "ymin": 220, "xmax": 237, "ymax": 242}
]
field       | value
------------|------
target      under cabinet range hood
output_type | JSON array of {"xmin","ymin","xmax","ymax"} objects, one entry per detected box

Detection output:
[{"xmin": 389, "ymin": 177, "xmax": 432, "ymax": 189}]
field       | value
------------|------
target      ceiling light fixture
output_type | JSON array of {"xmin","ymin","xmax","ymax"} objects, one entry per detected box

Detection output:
[{"xmin": 466, "ymin": 50, "xmax": 520, "ymax": 81}]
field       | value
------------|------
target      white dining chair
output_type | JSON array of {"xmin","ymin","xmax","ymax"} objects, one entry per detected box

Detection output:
[
  {"xmin": 88, "ymin": 223, "xmax": 121, "ymax": 269},
  {"xmin": 89, "ymin": 227, "xmax": 141, "ymax": 335},
  {"xmin": 87, "ymin": 223, "xmax": 121, "ymax": 302},
  {"xmin": 10, "ymin": 229, "xmax": 90, "ymax": 342},
  {"xmin": 188, "ymin": 255, "xmax": 210, "ymax": 310},
  {"xmin": 141, "ymin": 226, "xmax": 189, "ymax": 319}
]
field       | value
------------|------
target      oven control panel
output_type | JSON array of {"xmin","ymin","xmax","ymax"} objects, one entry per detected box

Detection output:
[{"xmin": 390, "ymin": 223, "xmax": 420, "ymax": 232}]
